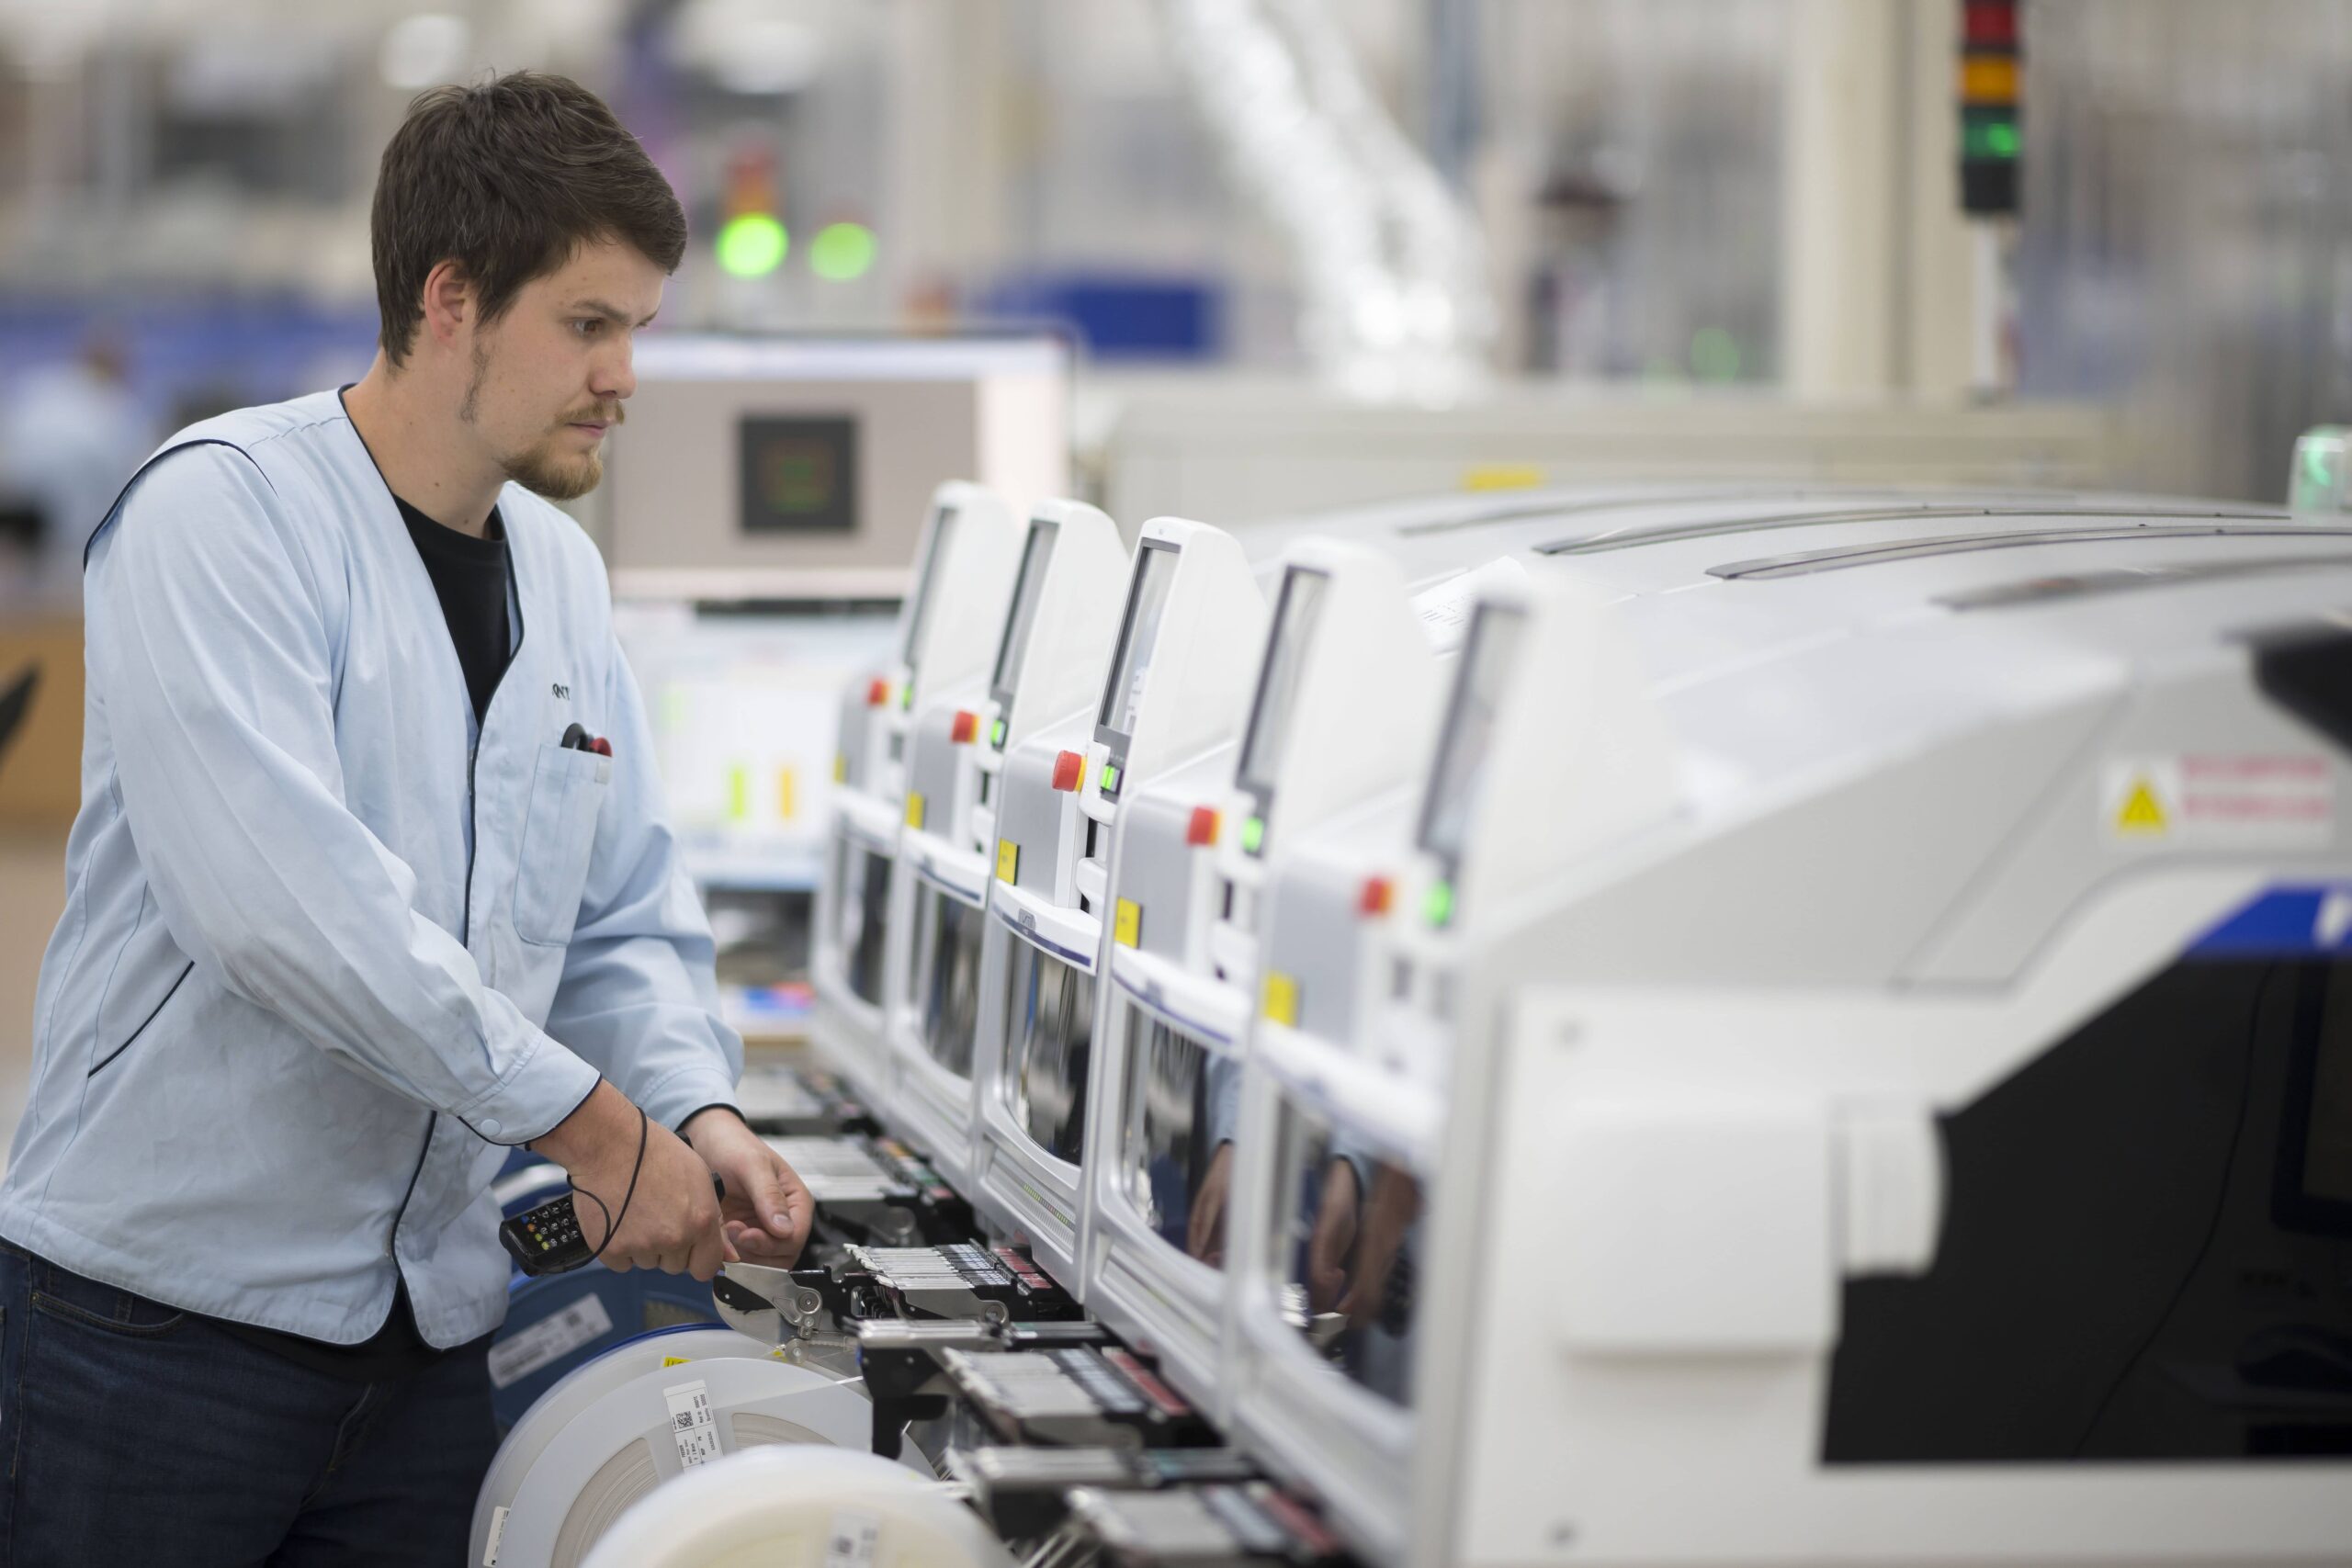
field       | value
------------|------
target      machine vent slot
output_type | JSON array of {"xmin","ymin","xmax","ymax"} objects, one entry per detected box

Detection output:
[
  {"xmin": 1536, "ymin": 503, "xmax": 2288, "ymax": 558},
  {"xmin": 1939, "ymin": 552, "xmax": 2352, "ymax": 610},
  {"xmin": 1704, "ymin": 522, "xmax": 2346, "ymax": 581}
]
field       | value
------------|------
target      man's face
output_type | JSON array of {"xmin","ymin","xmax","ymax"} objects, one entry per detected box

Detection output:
[{"xmin": 458, "ymin": 237, "xmax": 664, "ymax": 502}]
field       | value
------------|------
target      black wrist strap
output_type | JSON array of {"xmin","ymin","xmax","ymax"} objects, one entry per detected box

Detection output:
[{"xmin": 581, "ymin": 1104, "xmax": 650, "ymax": 1265}]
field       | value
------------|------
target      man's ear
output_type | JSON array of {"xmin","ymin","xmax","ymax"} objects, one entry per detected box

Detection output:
[{"xmin": 419, "ymin": 259, "xmax": 474, "ymax": 352}]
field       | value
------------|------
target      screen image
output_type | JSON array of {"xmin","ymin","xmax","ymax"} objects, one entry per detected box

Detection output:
[
  {"xmin": 1002, "ymin": 936, "xmax": 1096, "ymax": 1165},
  {"xmin": 738, "ymin": 415, "xmax": 859, "ymax": 536},
  {"xmin": 1416, "ymin": 604, "xmax": 1528, "ymax": 863},
  {"xmin": 1116, "ymin": 1008, "xmax": 1240, "ymax": 1270},
  {"xmin": 1267, "ymin": 1093, "xmax": 1424, "ymax": 1408},
  {"xmin": 1099, "ymin": 541, "xmax": 1180, "ymax": 739},
  {"xmin": 899, "ymin": 504, "xmax": 960, "ymax": 667},
  {"xmin": 1237, "ymin": 567, "xmax": 1331, "ymax": 798},
  {"xmin": 990, "ymin": 520, "xmax": 1061, "ymax": 705}
]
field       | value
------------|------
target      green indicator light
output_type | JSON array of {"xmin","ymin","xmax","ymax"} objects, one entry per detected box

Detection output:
[
  {"xmin": 900, "ymin": 684, "xmax": 913, "ymax": 711},
  {"xmin": 808, "ymin": 221, "xmax": 876, "ymax": 282},
  {"xmin": 1423, "ymin": 881, "xmax": 1454, "ymax": 928},
  {"xmin": 1961, "ymin": 111, "xmax": 2021, "ymax": 161},
  {"xmin": 1689, "ymin": 325, "xmax": 1741, "ymax": 382},
  {"xmin": 1102, "ymin": 763, "xmax": 1121, "ymax": 793},
  {"xmin": 717, "ymin": 213, "xmax": 788, "ymax": 278},
  {"xmin": 990, "ymin": 717, "xmax": 1007, "ymax": 747},
  {"xmin": 1240, "ymin": 816, "xmax": 1265, "ymax": 854}
]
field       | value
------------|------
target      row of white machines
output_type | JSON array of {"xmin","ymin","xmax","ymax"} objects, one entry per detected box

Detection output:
[{"xmin": 570, "ymin": 478, "xmax": 2352, "ymax": 1566}]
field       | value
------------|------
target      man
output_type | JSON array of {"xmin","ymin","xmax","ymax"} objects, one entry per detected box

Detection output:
[{"xmin": 0, "ymin": 72, "xmax": 811, "ymax": 1562}]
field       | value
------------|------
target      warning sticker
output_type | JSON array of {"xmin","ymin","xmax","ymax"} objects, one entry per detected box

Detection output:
[
  {"xmin": 996, "ymin": 838, "xmax": 1020, "ymax": 884},
  {"xmin": 2102, "ymin": 754, "xmax": 2335, "ymax": 845},
  {"xmin": 1114, "ymin": 897, "xmax": 1142, "ymax": 948}
]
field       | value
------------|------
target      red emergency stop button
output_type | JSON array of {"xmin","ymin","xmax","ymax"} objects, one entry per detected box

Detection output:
[
  {"xmin": 1186, "ymin": 807, "xmax": 1219, "ymax": 846},
  {"xmin": 1359, "ymin": 876, "xmax": 1393, "ymax": 916},
  {"xmin": 865, "ymin": 678, "xmax": 889, "ymax": 707},
  {"xmin": 1051, "ymin": 750, "xmax": 1083, "ymax": 791},
  {"xmin": 952, "ymin": 710, "xmax": 978, "ymax": 744}
]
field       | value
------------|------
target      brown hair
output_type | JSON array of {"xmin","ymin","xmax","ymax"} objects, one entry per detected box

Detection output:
[{"xmin": 372, "ymin": 71, "xmax": 687, "ymax": 367}]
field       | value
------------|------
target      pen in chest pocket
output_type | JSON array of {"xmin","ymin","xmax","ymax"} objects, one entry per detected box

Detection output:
[{"xmin": 558, "ymin": 721, "xmax": 612, "ymax": 758}]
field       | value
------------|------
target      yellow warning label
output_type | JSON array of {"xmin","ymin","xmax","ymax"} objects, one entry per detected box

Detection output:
[
  {"xmin": 1262, "ymin": 971, "xmax": 1300, "ymax": 1027},
  {"xmin": 832, "ymin": 752, "xmax": 847, "ymax": 784},
  {"xmin": 2115, "ymin": 778, "xmax": 2168, "ymax": 834},
  {"xmin": 661, "ymin": 1356, "xmax": 693, "ymax": 1368},
  {"xmin": 1464, "ymin": 463, "xmax": 1545, "ymax": 492},
  {"xmin": 905, "ymin": 792, "xmax": 926, "ymax": 829},
  {"xmin": 777, "ymin": 766, "xmax": 797, "ymax": 822},
  {"xmin": 1114, "ymin": 897, "xmax": 1141, "ymax": 948},
  {"xmin": 996, "ymin": 838, "xmax": 1020, "ymax": 884}
]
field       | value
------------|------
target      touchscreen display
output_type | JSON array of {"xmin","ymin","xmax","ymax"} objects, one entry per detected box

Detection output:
[
  {"xmin": 991, "ymin": 520, "xmax": 1060, "ymax": 704},
  {"xmin": 900, "ymin": 504, "xmax": 959, "ymax": 668},
  {"xmin": 1237, "ymin": 567, "xmax": 1331, "ymax": 798},
  {"xmin": 1416, "ymin": 603, "xmax": 1527, "ymax": 863},
  {"xmin": 1099, "ymin": 542, "xmax": 1180, "ymax": 739}
]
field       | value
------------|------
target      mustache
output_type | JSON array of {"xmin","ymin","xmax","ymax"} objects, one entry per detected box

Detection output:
[{"xmin": 558, "ymin": 402, "xmax": 626, "ymax": 427}]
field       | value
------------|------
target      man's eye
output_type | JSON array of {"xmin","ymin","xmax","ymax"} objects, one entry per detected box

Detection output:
[{"xmin": 573, "ymin": 319, "xmax": 603, "ymax": 338}]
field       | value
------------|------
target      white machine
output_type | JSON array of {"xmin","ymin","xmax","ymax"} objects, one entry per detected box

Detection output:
[
  {"xmin": 812, "ymin": 482, "xmax": 1021, "ymax": 1114},
  {"xmin": 1220, "ymin": 494, "xmax": 2352, "ymax": 1566},
  {"xmin": 1078, "ymin": 540, "xmax": 1450, "ymax": 1415},
  {"xmin": 591, "ymin": 333, "xmax": 1069, "ymax": 602},
  {"xmin": 967, "ymin": 518, "xmax": 1267, "ymax": 1291},
  {"xmin": 882, "ymin": 501, "xmax": 1131, "ymax": 1191}
]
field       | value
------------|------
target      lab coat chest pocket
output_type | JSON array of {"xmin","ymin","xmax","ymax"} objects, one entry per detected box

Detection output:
[{"xmin": 513, "ymin": 744, "xmax": 611, "ymax": 947}]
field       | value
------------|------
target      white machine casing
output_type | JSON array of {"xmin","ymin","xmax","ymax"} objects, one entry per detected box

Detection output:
[
  {"xmin": 1083, "ymin": 541, "xmax": 1447, "ymax": 1417},
  {"xmin": 1233, "ymin": 504, "xmax": 2352, "ymax": 1565},
  {"xmin": 967, "ymin": 518, "xmax": 1265, "ymax": 1294},
  {"xmin": 885, "ymin": 501, "xmax": 1129, "ymax": 1190},
  {"xmin": 812, "ymin": 481, "xmax": 1019, "ymax": 1113}
]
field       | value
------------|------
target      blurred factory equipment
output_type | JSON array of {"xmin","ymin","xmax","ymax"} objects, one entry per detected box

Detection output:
[
  {"xmin": 584, "ymin": 333, "xmax": 1069, "ymax": 602},
  {"xmin": 1151, "ymin": 0, "xmax": 1495, "ymax": 401}
]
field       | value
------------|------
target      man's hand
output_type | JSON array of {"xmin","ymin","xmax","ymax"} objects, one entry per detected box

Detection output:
[
  {"xmin": 1306, "ymin": 1156, "xmax": 1361, "ymax": 1314},
  {"xmin": 682, "ymin": 1107, "xmax": 814, "ymax": 1268},
  {"xmin": 1185, "ymin": 1141, "xmax": 1235, "ymax": 1268},
  {"xmin": 531, "ymin": 1080, "xmax": 728, "ymax": 1280}
]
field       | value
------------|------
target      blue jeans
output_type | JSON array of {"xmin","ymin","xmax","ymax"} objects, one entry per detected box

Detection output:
[{"xmin": 0, "ymin": 1245, "xmax": 496, "ymax": 1565}]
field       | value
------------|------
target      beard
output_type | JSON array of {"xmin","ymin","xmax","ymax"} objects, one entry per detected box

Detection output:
[{"xmin": 460, "ymin": 339, "xmax": 621, "ymax": 502}]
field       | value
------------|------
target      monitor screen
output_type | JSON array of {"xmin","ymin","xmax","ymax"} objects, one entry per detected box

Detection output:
[
  {"xmin": 738, "ymin": 415, "xmax": 858, "ymax": 535},
  {"xmin": 1416, "ymin": 603, "xmax": 1527, "ymax": 863},
  {"xmin": 1098, "ymin": 541, "xmax": 1180, "ymax": 739},
  {"xmin": 899, "ymin": 504, "xmax": 960, "ymax": 668},
  {"xmin": 990, "ymin": 519, "xmax": 1061, "ymax": 704},
  {"xmin": 1236, "ymin": 567, "xmax": 1331, "ymax": 799},
  {"xmin": 2301, "ymin": 966, "xmax": 2352, "ymax": 1208}
]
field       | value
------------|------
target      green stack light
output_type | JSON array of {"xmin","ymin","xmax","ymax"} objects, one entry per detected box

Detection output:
[
  {"xmin": 1423, "ymin": 881, "xmax": 1454, "ymax": 929},
  {"xmin": 808, "ymin": 221, "xmax": 877, "ymax": 282},
  {"xmin": 717, "ymin": 213, "xmax": 788, "ymax": 278}
]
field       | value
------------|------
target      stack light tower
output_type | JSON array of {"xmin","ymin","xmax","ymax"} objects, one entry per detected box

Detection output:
[{"xmin": 1960, "ymin": 0, "xmax": 2021, "ymax": 397}]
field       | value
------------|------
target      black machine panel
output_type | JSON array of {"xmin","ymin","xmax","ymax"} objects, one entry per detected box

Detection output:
[{"xmin": 1825, "ymin": 957, "xmax": 2352, "ymax": 1462}]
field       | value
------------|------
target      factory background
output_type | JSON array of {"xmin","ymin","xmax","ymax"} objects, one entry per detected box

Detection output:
[
  {"xmin": 1, "ymin": 6, "xmax": 2351, "ymax": 1560},
  {"xmin": 7, "ymin": 0, "xmax": 2351, "ymax": 1155}
]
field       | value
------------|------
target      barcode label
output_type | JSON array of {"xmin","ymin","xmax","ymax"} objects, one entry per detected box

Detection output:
[
  {"xmin": 487, "ymin": 1294, "xmax": 615, "ymax": 1389},
  {"xmin": 663, "ymin": 1378, "xmax": 725, "ymax": 1469},
  {"xmin": 824, "ymin": 1510, "xmax": 881, "ymax": 1568}
]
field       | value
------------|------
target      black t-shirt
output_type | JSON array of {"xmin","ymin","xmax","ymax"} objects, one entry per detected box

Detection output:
[
  {"xmin": 207, "ymin": 491, "xmax": 515, "ymax": 1382},
  {"xmin": 397, "ymin": 495, "xmax": 512, "ymax": 724}
]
